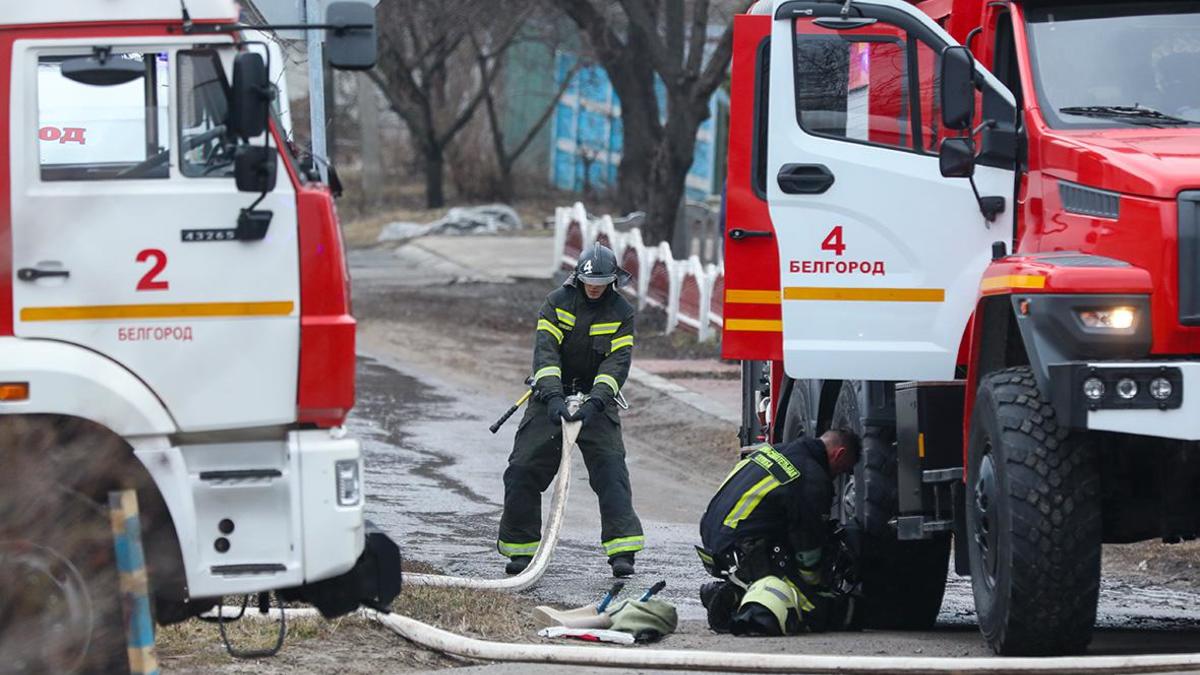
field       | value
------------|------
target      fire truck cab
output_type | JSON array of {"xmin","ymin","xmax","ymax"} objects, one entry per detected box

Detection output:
[
  {"xmin": 725, "ymin": 0, "xmax": 1200, "ymax": 656},
  {"xmin": 0, "ymin": 1, "xmax": 398, "ymax": 670}
]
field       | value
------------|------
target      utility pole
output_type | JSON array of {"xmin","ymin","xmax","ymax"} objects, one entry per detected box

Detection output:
[
  {"xmin": 357, "ymin": 72, "xmax": 383, "ymax": 206},
  {"xmin": 305, "ymin": 0, "xmax": 329, "ymax": 182}
]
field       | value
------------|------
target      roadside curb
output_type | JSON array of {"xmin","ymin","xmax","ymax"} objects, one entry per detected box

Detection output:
[{"xmin": 627, "ymin": 365, "xmax": 740, "ymax": 425}]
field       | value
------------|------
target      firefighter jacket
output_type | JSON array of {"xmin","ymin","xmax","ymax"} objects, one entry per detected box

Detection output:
[
  {"xmin": 531, "ymin": 281, "xmax": 635, "ymax": 405},
  {"xmin": 699, "ymin": 438, "xmax": 833, "ymax": 583}
]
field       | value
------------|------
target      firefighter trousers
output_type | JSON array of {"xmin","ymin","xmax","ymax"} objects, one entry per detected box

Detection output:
[{"xmin": 497, "ymin": 399, "xmax": 644, "ymax": 560}]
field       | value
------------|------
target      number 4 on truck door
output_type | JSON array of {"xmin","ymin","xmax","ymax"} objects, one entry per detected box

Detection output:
[{"xmin": 766, "ymin": 2, "xmax": 1015, "ymax": 381}]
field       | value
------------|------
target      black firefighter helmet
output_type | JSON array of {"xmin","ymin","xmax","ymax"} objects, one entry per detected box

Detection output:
[{"xmin": 574, "ymin": 242, "xmax": 632, "ymax": 288}]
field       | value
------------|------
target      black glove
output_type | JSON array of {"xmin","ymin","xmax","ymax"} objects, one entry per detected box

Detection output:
[
  {"xmin": 546, "ymin": 396, "xmax": 569, "ymax": 424},
  {"xmin": 568, "ymin": 397, "xmax": 605, "ymax": 425}
]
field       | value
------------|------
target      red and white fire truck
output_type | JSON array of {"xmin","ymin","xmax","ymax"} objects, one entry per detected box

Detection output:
[
  {"xmin": 725, "ymin": 0, "xmax": 1200, "ymax": 655},
  {"xmin": 0, "ymin": 1, "xmax": 397, "ymax": 670}
]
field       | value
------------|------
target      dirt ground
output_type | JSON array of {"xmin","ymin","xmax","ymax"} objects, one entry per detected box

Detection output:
[{"xmin": 160, "ymin": 238, "xmax": 1200, "ymax": 673}]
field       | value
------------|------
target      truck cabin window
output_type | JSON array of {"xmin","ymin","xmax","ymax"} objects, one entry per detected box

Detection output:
[
  {"xmin": 37, "ymin": 53, "xmax": 170, "ymax": 181},
  {"xmin": 178, "ymin": 50, "xmax": 237, "ymax": 178},
  {"xmin": 1027, "ymin": 2, "xmax": 1200, "ymax": 128},
  {"xmin": 792, "ymin": 19, "xmax": 943, "ymax": 155}
]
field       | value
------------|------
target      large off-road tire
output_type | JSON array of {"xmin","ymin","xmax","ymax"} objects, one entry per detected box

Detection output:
[
  {"xmin": 780, "ymin": 378, "xmax": 813, "ymax": 443},
  {"xmin": 0, "ymin": 418, "xmax": 132, "ymax": 674},
  {"xmin": 967, "ymin": 367, "xmax": 1100, "ymax": 655},
  {"xmin": 832, "ymin": 382, "xmax": 950, "ymax": 630}
]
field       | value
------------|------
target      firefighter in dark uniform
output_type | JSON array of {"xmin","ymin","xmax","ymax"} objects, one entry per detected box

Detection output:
[
  {"xmin": 497, "ymin": 243, "xmax": 644, "ymax": 578},
  {"xmin": 696, "ymin": 429, "xmax": 860, "ymax": 634}
]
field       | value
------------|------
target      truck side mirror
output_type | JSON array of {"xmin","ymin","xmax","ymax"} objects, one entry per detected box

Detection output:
[
  {"xmin": 230, "ymin": 52, "xmax": 272, "ymax": 139},
  {"xmin": 326, "ymin": 2, "xmax": 377, "ymax": 70},
  {"xmin": 234, "ymin": 146, "xmax": 278, "ymax": 193},
  {"xmin": 939, "ymin": 137, "xmax": 976, "ymax": 178},
  {"xmin": 940, "ymin": 46, "xmax": 976, "ymax": 131}
]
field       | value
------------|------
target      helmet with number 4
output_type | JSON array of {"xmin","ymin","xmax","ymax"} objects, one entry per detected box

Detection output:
[{"xmin": 574, "ymin": 243, "xmax": 632, "ymax": 288}]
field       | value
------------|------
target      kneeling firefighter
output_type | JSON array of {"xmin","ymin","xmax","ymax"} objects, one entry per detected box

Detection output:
[
  {"xmin": 496, "ymin": 243, "xmax": 645, "ymax": 578},
  {"xmin": 696, "ymin": 430, "xmax": 862, "ymax": 635}
]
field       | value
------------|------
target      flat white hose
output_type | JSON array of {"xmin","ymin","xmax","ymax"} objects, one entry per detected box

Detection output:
[
  {"xmin": 403, "ymin": 417, "xmax": 582, "ymax": 590},
  {"xmin": 211, "ymin": 607, "xmax": 1200, "ymax": 673},
  {"xmin": 370, "ymin": 610, "xmax": 1200, "ymax": 675}
]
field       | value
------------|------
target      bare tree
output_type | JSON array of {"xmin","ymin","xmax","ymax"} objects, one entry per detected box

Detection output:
[
  {"xmin": 368, "ymin": 0, "xmax": 525, "ymax": 208},
  {"xmin": 469, "ymin": 28, "xmax": 581, "ymax": 202},
  {"xmin": 557, "ymin": 0, "xmax": 747, "ymax": 244}
]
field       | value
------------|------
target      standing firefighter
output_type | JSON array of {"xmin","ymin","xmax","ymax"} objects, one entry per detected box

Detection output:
[
  {"xmin": 497, "ymin": 243, "xmax": 644, "ymax": 578},
  {"xmin": 696, "ymin": 430, "xmax": 860, "ymax": 635}
]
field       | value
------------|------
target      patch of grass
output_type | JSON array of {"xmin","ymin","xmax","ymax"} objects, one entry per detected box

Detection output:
[
  {"xmin": 156, "ymin": 564, "xmax": 543, "ymax": 672},
  {"xmin": 391, "ymin": 585, "xmax": 540, "ymax": 643},
  {"xmin": 157, "ymin": 613, "xmax": 353, "ymax": 669}
]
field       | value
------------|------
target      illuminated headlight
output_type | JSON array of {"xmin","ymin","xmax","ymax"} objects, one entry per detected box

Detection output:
[
  {"xmin": 1150, "ymin": 377, "xmax": 1174, "ymax": 401},
  {"xmin": 1082, "ymin": 377, "xmax": 1105, "ymax": 401},
  {"xmin": 335, "ymin": 460, "xmax": 362, "ymax": 506},
  {"xmin": 1116, "ymin": 378, "xmax": 1139, "ymax": 400},
  {"xmin": 1078, "ymin": 307, "xmax": 1135, "ymax": 329}
]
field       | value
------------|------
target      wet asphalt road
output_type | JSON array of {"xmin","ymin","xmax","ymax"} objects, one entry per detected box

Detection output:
[{"xmin": 348, "ymin": 245, "xmax": 1200, "ymax": 658}]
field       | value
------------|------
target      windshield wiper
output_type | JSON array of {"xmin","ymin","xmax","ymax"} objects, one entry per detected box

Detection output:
[{"xmin": 1059, "ymin": 105, "xmax": 1195, "ymax": 127}]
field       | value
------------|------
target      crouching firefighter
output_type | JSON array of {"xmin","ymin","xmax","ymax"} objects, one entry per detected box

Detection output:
[
  {"xmin": 696, "ymin": 430, "xmax": 861, "ymax": 635},
  {"xmin": 497, "ymin": 243, "xmax": 645, "ymax": 578}
]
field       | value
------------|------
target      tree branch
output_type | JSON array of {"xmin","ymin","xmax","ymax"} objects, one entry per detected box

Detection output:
[
  {"xmin": 507, "ymin": 60, "xmax": 582, "ymax": 164},
  {"xmin": 619, "ymin": 0, "xmax": 681, "ymax": 82},
  {"xmin": 666, "ymin": 0, "xmax": 685, "ymax": 74},
  {"xmin": 557, "ymin": 0, "xmax": 629, "ymax": 70},
  {"xmin": 684, "ymin": 0, "xmax": 710, "ymax": 81},
  {"xmin": 695, "ymin": 9, "xmax": 740, "ymax": 98}
]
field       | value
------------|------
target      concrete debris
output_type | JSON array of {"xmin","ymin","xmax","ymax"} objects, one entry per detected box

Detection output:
[{"xmin": 379, "ymin": 204, "xmax": 523, "ymax": 243}]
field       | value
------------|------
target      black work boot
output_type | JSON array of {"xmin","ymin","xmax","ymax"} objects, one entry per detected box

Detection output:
[
  {"xmin": 505, "ymin": 556, "xmax": 532, "ymax": 575},
  {"xmin": 609, "ymin": 554, "xmax": 635, "ymax": 578}
]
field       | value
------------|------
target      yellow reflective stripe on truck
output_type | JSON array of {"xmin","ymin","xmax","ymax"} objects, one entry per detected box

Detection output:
[{"xmin": 20, "ymin": 301, "xmax": 294, "ymax": 322}]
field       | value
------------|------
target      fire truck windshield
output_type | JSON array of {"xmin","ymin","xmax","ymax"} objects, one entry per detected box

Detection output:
[{"xmin": 1026, "ymin": 2, "xmax": 1200, "ymax": 129}]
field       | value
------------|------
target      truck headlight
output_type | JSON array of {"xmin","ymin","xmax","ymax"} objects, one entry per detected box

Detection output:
[
  {"xmin": 1082, "ymin": 377, "xmax": 1105, "ymax": 401},
  {"xmin": 1116, "ymin": 378, "xmax": 1139, "ymax": 400},
  {"xmin": 1150, "ymin": 377, "xmax": 1174, "ymax": 401},
  {"xmin": 1078, "ymin": 307, "xmax": 1135, "ymax": 329},
  {"xmin": 335, "ymin": 460, "xmax": 362, "ymax": 506}
]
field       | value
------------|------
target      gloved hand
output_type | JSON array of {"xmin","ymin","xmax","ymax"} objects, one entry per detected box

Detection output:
[
  {"xmin": 546, "ymin": 396, "xmax": 570, "ymax": 424},
  {"xmin": 568, "ymin": 397, "xmax": 605, "ymax": 425}
]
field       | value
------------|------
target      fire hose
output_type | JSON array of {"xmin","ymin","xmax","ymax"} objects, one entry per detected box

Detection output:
[
  {"xmin": 212, "ymin": 398, "xmax": 1200, "ymax": 672},
  {"xmin": 404, "ymin": 399, "xmax": 581, "ymax": 590}
]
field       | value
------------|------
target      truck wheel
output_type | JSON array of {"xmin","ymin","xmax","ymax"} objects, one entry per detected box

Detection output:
[
  {"xmin": 968, "ymin": 367, "xmax": 1100, "ymax": 655},
  {"xmin": 0, "ymin": 421, "xmax": 131, "ymax": 674},
  {"xmin": 833, "ymin": 382, "xmax": 949, "ymax": 630},
  {"xmin": 780, "ymin": 378, "xmax": 813, "ymax": 442}
]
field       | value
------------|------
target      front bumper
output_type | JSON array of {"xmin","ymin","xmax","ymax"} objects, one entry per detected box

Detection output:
[
  {"xmin": 1050, "ymin": 361, "xmax": 1198, "ymax": 440},
  {"xmin": 137, "ymin": 428, "xmax": 371, "ymax": 599}
]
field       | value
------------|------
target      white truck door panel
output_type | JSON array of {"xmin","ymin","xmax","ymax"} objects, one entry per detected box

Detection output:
[
  {"xmin": 767, "ymin": 1, "xmax": 1015, "ymax": 381},
  {"xmin": 10, "ymin": 40, "xmax": 300, "ymax": 431}
]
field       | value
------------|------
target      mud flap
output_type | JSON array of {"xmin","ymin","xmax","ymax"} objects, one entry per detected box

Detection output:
[{"xmin": 280, "ymin": 521, "xmax": 403, "ymax": 618}]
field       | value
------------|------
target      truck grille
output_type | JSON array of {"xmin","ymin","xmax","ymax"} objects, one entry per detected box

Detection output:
[{"xmin": 1180, "ymin": 191, "xmax": 1200, "ymax": 326}]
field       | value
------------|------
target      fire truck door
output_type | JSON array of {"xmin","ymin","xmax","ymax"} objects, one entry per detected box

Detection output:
[
  {"xmin": 9, "ymin": 42, "xmax": 300, "ymax": 431},
  {"xmin": 767, "ymin": 4, "xmax": 1014, "ymax": 381}
]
